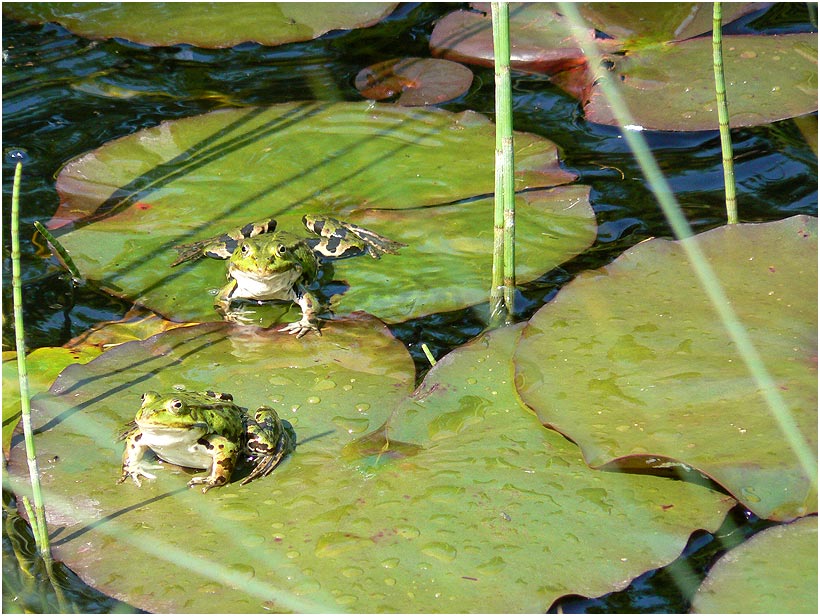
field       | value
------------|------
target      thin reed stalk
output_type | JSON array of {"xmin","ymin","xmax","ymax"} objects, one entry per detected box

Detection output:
[
  {"xmin": 712, "ymin": 2, "xmax": 738, "ymax": 224},
  {"xmin": 11, "ymin": 162, "xmax": 53, "ymax": 561},
  {"xmin": 489, "ymin": 1, "xmax": 516, "ymax": 325}
]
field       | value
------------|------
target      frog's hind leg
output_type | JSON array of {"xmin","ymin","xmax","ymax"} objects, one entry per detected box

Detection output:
[
  {"xmin": 302, "ymin": 215, "xmax": 406, "ymax": 259},
  {"xmin": 241, "ymin": 410, "xmax": 296, "ymax": 485}
]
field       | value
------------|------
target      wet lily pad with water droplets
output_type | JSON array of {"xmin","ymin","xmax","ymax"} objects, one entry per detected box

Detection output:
[
  {"xmin": 691, "ymin": 516, "xmax": 818, "ymax": 613},
  {"xmin": 515, "ymin": 216, "xmax": 818, "ymax": 521},
  {"xmin": 3, "ymin": 2, "xmax": 398, "ymax": 48},
  {"xmin": 587, "ymin": 34, "xmax": 819, "ymax": 131},
  {"xmin": 355, "ymin": 57, "xmax": 474, "ymax": 106},
  {"xmin": 7, "ymin": 315, "xmax": 416, "ymax": 613},
  {"xmin": 340, "ymin": 324, "xmax": 734, "ymax": 611},
  {"xmin": 47, "ymin": 102, "xmax": 593, "ymax": 325}
]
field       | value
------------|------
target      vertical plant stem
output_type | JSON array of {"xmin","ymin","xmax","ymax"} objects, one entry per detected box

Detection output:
[
  {"xmin": 11, "ymin": 162, "xmax": 52, "ymax": 561},
  {"xmin": 712, "ymin": 2, "xmax": 738, "ymax": 224},
  {"xmin": 490, "ymin": 1, "xmax": 516, "ymax": 325}
]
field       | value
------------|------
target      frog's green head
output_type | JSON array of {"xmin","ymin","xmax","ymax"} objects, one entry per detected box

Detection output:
[
  {"xmin": 229, "ymin": 233, "xmax": 307, "ymax": 277},
  {"xmin": 135, "ymin": 391, "xmax": 209, "ymax": 432}
]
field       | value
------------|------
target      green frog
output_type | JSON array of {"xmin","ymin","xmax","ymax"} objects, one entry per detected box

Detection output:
[
  {"xmin": 118, "ymin": 390, "xmax": 295, "ymax": 493},
  {"xmin": 171, "ymin": 215, "xmax": 405, "ymax": 337}
]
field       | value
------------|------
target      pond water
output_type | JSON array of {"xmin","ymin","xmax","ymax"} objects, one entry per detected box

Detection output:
[{"xmin": 2, "ymin": 3, "xmax": 816, "ymax": 613}]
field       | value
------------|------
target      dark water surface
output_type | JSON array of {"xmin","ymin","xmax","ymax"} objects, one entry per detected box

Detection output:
[{"xmin": 2, "ymin": 3, "xmax": 816, "ymax": 613}]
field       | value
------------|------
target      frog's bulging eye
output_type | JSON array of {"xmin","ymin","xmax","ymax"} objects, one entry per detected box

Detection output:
[
  {"xmin": 168, "ymin": 399, "xmax": 184, "ymax": 414},
  {"xmin": 276, "ymin": 244, "xmax": 288, "ymax": 257},
  {"xmin": 240, "ymin": 243, "xmax": 251, "ymax": 256}
]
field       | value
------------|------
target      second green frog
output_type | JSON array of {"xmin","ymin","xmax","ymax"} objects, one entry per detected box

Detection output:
[{"xmin": 172, "ymin": 215, "xmax": 405, "ymax": 337}]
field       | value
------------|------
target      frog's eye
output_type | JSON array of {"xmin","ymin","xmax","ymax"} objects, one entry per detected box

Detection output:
[
  {"xmin": 276, "ymin": 244, "xmax": 288, "ymax": 257},
  {"xmin": 168, "ymin": 399, "xmax": 184, "ymax": 414},
  {"xmin": 240, "ymin": 243, "xmax": 251, "ymax": 256}
]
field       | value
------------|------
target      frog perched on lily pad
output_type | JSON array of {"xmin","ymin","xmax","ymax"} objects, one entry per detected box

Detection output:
[
  {"xmin": 171, "ymin": 215, "xmax": 406, "ymax": 336},
  {"xmin": 118, "ymin": 390, "xmax": 295, "ymax": 493}
]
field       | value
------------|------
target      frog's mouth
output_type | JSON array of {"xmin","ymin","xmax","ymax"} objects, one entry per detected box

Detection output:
[{"xmin": 229, "ymin": 266, "xmax": 302, "ymax": 301}]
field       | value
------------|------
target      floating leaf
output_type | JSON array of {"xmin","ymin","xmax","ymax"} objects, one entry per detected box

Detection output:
[
  {"xmin": 2, "ymin": 347, "xmax": 101, "ymax": 458},
  {"xmin": 3, "ymin": 2, "xmax": 398, "ymax": 48},
  {"xmin": 430, "ymin": 4, "xmax": 818, "ymax": 130},
  {"xmin": 430, "ymin": 5, "xmax": 593, "ymax": 76},
  {"xmin": 515, "ymin": 216, "xmax": 818, "ymax": 521},
  {"xmin": 7, "ymin": 319, "xmax": 734, "ymax": 612},
  {"xmin": 587, "ymin": 34, "xmax": 819, "ymax": 130},
  {"xmin": 691, "ymin": 516, "xmax": 818, "ymax": 613},
  {"xmin": 48, "ymin": 102, "xmax": 593, "ymax": 325},
  {"xmin": 355, "ymin": 57, "xmax": 473, "ymax": 106},
  {"xmin": 6, "ymin": 316, "xmax": 416, "ymax": 612}
]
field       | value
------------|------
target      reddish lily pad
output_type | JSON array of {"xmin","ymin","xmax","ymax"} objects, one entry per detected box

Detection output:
[
  {"xmin": 3, "ymin": 2, "xmax": 398, "ymax": 48},
  {"xmin": 691, "ymin": 516, "xmax": 818, "ymax": 613},
  {"xmin": 46, "ymin": 102, "xmax": 594, "ymax": 325},
  {"xmin": 355, "ymin": 57, "xmax": 473, "ymax": 106},
  {"xmin": 515, "ymin": 216, "xmax": 818, "ymax": 521}
]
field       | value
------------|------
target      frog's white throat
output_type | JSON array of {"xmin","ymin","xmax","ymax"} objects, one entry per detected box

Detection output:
[{"xmin": 229, "ymin": 266, "xmax": 302, "ymax": 301}]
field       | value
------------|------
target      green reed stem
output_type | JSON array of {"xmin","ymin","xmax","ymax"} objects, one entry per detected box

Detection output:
[
  {"xmin": 33, "ymin": 220, "xmax": 84, "ymax": 283},
  {"xmin": 489, "ymin": 1, "xmax": 516, "ymax": 325},
  {"xmin": 11, "ymin": 162, "xmax": 53, "ymax": 562},
  {"xmin": 559, "ymin": 2, "xmax": 817, "ymax": 488},
  {"xmin": 712, "ymin": 2, "xmax": 738, "ymax": 224}
]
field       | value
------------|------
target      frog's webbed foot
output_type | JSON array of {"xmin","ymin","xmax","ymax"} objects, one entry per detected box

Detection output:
[
  {"xmin": 187, "ymin": 475, "xmax": 228, "ymax": 493},
  {"xmin": 118, "ymin": 462, "xmax": 160, "ymax": 487},
  {"xmin": 278, "ymin": 318, "xmax": 320, "ymax": 338},
  {"xmin": 222, "ymin": 306, "xmax": 262, "ymax": 326}
]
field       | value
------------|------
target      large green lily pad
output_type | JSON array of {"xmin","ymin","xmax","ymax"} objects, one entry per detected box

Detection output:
[
  {"xmin": 587, "ymin": 34, "xmax": 819, "ymax": 131},
  {"xmin": 691, "ymin": 516, "xmax": 818, "ymax": 613},
  {"xmin": 8, "ymin": 318, "xmax": 735, "ymax": 612},
  {"xmin": 515, "ymin": 216, "xmax": 818, "ymax": 521},
  {"xmin": 48, "ymin": 102, "xmax": 594, "ymax": 325},
  {"xmin": 3, "ymin": 2, "xmax": 398, "ymax": 48}
]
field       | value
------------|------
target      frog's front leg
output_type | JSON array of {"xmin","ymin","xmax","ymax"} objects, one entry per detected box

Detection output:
[
  {"xmin": 214, "ymin": 278, "xmax": 238, "ymax": 320},
  {"xmin": 118, "ymin": 432, "xmax": 160, "ymax": 487},
  {"xmin": 278, "ymin": 288, "xmax": 321, "ymax": 338},
  {"xmin": 187, "ymin": 435, "xmax": 240, "ymax": 493}
]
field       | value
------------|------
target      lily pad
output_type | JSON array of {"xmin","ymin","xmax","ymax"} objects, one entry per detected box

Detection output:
[
  {"xmin": 6, "ymin": 315, "xmax": 416, "ymax": 612},
  {"xmin": 344, "ymin": 324, "xmax": 735, "ymax": 611},
  {"xmin": 48, "ymin": 102, "xmax": 594, "ymax": 325},
  {"xmin": 587, "ymin": 34, "xmax": 819, "ymax": 131},
  {"xmin": 355, "ymin": 57, "xmax": 474, "ymax": 106},
  {"xmin": 515, "ymin": 216, "xmax": 818, "ymax": 521},
  {"xmin": 691, "ymin": 516, "xmax": 818, "ymax": 613},
  {"xmin": 2, "ymin": 2, "xmax": 398, "ymax": 48},
  {"xmin": 2, "ymin": 347, "xmax": 100, "ymax": 459},
  {"xmin": 7, "ymin": 318, "xmax": 735, "ymax": 612}
]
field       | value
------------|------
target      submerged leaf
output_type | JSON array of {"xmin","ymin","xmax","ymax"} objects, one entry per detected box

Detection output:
[{"xmin": 515, "ymin": 216, "xmax": 818, "ymax": 521}]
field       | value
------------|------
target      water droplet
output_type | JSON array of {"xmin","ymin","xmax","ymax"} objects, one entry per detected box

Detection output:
[
  {"xmin": 477, "ymin": 555, "xmax": 505, "ymax": 573},
  {"xmin": 286, "ymin": 550, "xmax": 300, "ymax": 559},
  {"xmin": 383, "ymin": 577, "xmax": 396, "ymax": 586},
  {"xmin": 355, "ymin": 402, "xmax": 370, "ymax": 413},
  {"xmin": 394, "ymin": 525, "xmax": 420, "ymax": 539},
  {"xmin": 421, "ymin": 541, "xmax": 457, "ymax": 562},
  {"xmin": 381, "ymin": 557, "xmax": 400, "ymax": 568},
  {"xmin": 335, "ymin": 595, "xmax": 357, "ymax": 606},
  {"xmin": 314, "ymin": 531, "xmax": 372, "ymax": 558},
  {"xmin": 332, "ymin": 415, "xmax": 370, "ymax": 434},
  {"xmin": 227, "ymin": 562, "xmax": 255, "ymax": 579},
  {"xmin": 314, "ymin": 378, "xmax": 336, "ymax": 391},
  {"xmin": 740, "ymin": 486, "xmax": 762, "ymax": 503},
  {"xmin": 306, "ymin": 396, "xmax": 321, "ymax": 404},
  {"xmin": 466, "ymin": 377, "xmax": 477, "ymax": 385},
  {"xmin": 341, "ymin": 566, "xmax": 363, "ymax": 578},
  {"xmin": 293, "ymin": 579, "xmax": 321, "ymax": 594}
]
